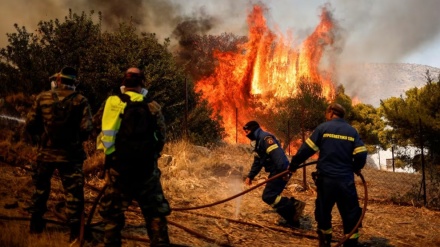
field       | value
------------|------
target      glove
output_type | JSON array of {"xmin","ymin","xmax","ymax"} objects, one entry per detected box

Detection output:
[
  {"xmin": 311, "ymin": 171, "xmax": 318, "ymax": 184},
  {"xmin": 288, "ymin": 162, "xmax": 299, "ymax": 172},
  {"xmin": 282, "ymin": 172, "xmax": 291, "ymax": 181}
]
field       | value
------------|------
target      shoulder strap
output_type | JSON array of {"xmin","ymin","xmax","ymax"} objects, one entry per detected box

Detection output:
[
  {"xmin": 63, "ymin": 92, "xmax": 79, "ymax": 103},
  {"xmin": 51, "ymin": 92, "xmax": 60, "ymax": 103},
  {"xmin": 51, "ymin": 91, "xmax": 79, "ymax": 103},
  {"xmin": 117, "ymin": 93, "xmax": 131, "ymax": 103}
]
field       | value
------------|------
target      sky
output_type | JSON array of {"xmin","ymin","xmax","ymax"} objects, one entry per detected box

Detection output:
[{"xmin": 1, "ymin": 0, "xmax": 440, "ymax": 69}]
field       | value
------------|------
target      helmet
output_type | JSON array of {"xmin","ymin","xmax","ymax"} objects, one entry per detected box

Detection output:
[
  {"xmin": 50, "ymin": 66, "xmax": 77, "ymax": 85},
  {"xmin": 243, "ymin": 120, "xmax": 260, "ymax": 140},
  {"xmin": 243, "ymin": 120, "xmax": 260, "ymax": 132},
  {"xmin": 327, "ymin": 103, "xmax": 346, "ymax": 118},
  {"xmin": 59, "ymin": 66, "xmax": 77, "ymax": 80}
]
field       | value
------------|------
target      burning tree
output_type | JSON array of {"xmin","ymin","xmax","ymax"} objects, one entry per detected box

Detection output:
[
  {"xmin": 271, "ymin": 78, "xmax": 327, "ymax": 151},
  {"xmin": 172, "ymin": 16, "xmax": 247, "ymax": 82},
  {"xmin": 192, "ymin": 3, "xmax": 343, "ymax": 144}
]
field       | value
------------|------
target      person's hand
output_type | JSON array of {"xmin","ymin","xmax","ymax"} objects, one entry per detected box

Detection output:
[
  {"xmin": 282, "ymin": 172, "xmax": 292, "ymax": 181},
  {"xmin": 245, "ymin": 177, "xmax": 252, "ymax": 186},
  {"xmin": 288, "ymin": 163, "xmax": 299, "ymax": 172}
]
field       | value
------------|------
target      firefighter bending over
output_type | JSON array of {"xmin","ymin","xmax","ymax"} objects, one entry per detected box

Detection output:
[{"xmin": 243, "ymin": 120, "xmax": 306, "ymax": 228}]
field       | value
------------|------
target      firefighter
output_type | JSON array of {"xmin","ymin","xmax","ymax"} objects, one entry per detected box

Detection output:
[
  {"xmin": 96, "ymin": 67, "xmax": 170, "ymax": 247},
  {"xmin": 24, "ymin": 66, "xmax": 93, "ymax": 242},
  {"xmin": 289, "ymin": 103, "xmax": 368, "ymax": 247},
  {"xmin": 243, "ymin": 120, "xmax": 306, "ymax": 227}
]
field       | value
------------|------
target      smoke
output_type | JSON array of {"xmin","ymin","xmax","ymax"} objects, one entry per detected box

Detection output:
[
  {"xmin": 329, "ymin": 0, "xmax": 440, "ymax": 104},
  {"xmin": 2, "ymin": 0, "xmax": 440, "ymax": 60},
  {"xmin": 0, "ymin": 0, "xmax": 251, "ymax": 47},
  {"xmin": 333, "ymin": 0, "xmax": 440, "ymax": 64},
  {"xmin": 0, "ymin": 0, "xmax": 182, "ymax": 47},
  {"xmin": 2, "ymin": 0, "xmax": 440, "ymax": 104}
]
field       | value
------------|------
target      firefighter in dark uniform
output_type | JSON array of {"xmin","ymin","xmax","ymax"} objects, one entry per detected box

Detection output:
[
  {"xmin": 24, "ymin": 66, "xmax": 93, "ymax": 241},
  {"xmin": 243, "ymin": 121, "xmax": 305, "ymax": 227},
  {"xmin": 97, "ymin": 67, "xmax": 170, "ymax": 247},
  {"xmin": 289, "ymin": 103, "xmax": 368, "ymax": 247}
]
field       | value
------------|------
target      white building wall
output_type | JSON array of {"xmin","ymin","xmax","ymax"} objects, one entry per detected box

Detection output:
[{"xmin": 368, "ymin": 147, "xmax": 417, "ymax": 173}]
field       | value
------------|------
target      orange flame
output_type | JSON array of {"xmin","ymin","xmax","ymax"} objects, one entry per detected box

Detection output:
[
  {"xmin": 195, "ymin": 4, "xmax": 337, "ymax": 143},
  {"xmin": 351, "ymin": 96, "xmax": 361, "ymax": 106}
]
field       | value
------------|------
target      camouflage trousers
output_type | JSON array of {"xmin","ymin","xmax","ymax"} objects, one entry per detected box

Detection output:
[
  {"xmin": 28, "ymin": 160, "xmax": 85, "ymax": 225},
  {"xmin": 99, "ymin": 165, "xmax": 171, "ymax": 247}
]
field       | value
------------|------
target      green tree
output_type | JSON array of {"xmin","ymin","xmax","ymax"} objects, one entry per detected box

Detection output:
[
  {"xmin": 0, "ymin": 9, "xmax": 224, "ymax": 145},
  {"xmin": 334, "ymin": 84, "xmax": 353, "ymax": 119},
  {"xmin": 381, "ymin": 70, "xmax": 440, "ymax": 167},
  {"xmin": 350, "ymin": 103, "xmax": 388, "ymax": 151},
  {"xmin": 0, "ymin": 10, "xmax": 102, "ymax": 97},
  {"xmin": 273, "ymin": 77, "xmax": 327, "ymax": 149},
  {"xmin": 333, "ymin": 85, "xmax": 389, "ymax": 153}
]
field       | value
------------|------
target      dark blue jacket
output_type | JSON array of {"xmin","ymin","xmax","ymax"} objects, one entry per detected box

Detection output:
[
  {"xmin": 291, "ymin": 118, "xmax": 367, "ymax": 179},
  {"xmin": 247, "ymin": 128, "xmax": 289, "ymax": 180}
]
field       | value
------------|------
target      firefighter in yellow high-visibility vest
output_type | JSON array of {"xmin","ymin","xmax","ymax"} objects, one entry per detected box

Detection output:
[{"xmin": 96, "ymin": 67, "xmax": 170, "ymax": 247}]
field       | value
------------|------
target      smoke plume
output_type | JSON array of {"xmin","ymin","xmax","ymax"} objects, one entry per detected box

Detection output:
[
  {"xmin": 2, "ymin": 0, "xmax": 440, "ymax": 104},
  {"xmin": 2, "ymin": 0, "xmax": 440, "ymax": 61}
]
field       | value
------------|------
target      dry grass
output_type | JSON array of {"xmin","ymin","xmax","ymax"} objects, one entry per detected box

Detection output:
[
  {"xmin": 0, "ymin": 220, "xmax": 68, "ymax": 247},
  {"xmin": 0, "ymin": 140, "xmax": 440, "ymax": 247}
]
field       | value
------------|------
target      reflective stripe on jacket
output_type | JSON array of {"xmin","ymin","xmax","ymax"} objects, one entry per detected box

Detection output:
[
  {"xmin": 291, "ymin": 118, "xmax": 367, "ymax": 179},
  {"xmin": 98, "ymin": 91, "xmax": 144, "ymax": 155},
  {"xmin": 247, "ymin": 128, "xmax": 289, "ymax": 180}
]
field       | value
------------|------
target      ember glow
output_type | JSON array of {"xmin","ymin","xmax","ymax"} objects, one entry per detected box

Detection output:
[{"xmin": 195, "ymin": 4, "xmax": 338, "ymax": 143}]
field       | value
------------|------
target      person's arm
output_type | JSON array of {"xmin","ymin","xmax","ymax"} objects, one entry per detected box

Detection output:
[
  {"xmin": 24, "ymin": 95, "xmax": 43, "ymax": 144},
  {"xmin": 91, "ymin": 100, "xmax": 106, "ymax": 139},
  {"xmin": 263, "ymin": 136, "xmax": 288, "ymax": 171},
  {"xmin": 148, "ymin": 100, "xmax": 166, "ymax": 154},
  {"xmin": 353, "ymin": 133, "xmax": 368, "ymax": 172},
  {"xmin": 289, "ymin": 128, "xmax": 321, "ymax": 171},
  {"xmin": 79, "ymin": 96, "xmax": 93, "ymax": 142},
  {"xmin": 246, "ymin": 155, "xmax": 263, "ymax": 184}
]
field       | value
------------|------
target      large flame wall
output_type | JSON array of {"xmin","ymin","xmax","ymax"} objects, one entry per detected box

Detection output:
[{"xmin": 195, "ymin": 4, "xmax": 337, "ymax": 143}]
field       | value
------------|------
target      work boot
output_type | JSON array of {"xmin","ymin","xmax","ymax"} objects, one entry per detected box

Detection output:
[
  {"xmin": 292, "ymin": 200, "xmax": 305, "ymax": 222},
  {"xmin": 343, "ymin": 238, "xmax": 359, "ymax": 247},
  {"xmin": 69, "ymin": 222, "xmax": 81, "ymax": 242},
  {"xmin": 29, "ymin": 214, "xmax": 46, "ymax": 234},
  {"xmin": 275, "ymin": 197, "xmax": 304, "ymax": 228},
  {"xmin": 317, "ymin": 230, "xmax": 332, "ymax": 247},
  {"xmin": 277, "ymin": 218, "xmax": 300, "ymax": 228},
  {"xmin": 147, "ymin": 217, "xmax": 170, "ymax": 246}
]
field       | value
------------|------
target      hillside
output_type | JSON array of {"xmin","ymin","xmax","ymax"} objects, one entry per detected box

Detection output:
[
  {"xmin": 341, "ymin": 63, "xmax": 440, "ymax": 107},
  {"xmin": 0, "ymin": 142, "xmax": 439, "ymax": 247}
]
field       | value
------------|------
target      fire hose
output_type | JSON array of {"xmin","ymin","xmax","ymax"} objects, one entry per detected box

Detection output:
[
  {"xmin": 0, "ymin": 159, "xmax": 367, "ymax": 246},
  {"xmin": 167, "ymin": 159, "xmax": 368, "ymax": 246},
  {"xmin": 83, "ymin": 160, "xmax": 368, "ymax": 246},
  {"xmin": 171, "ymin": 160, "xmax": 318, "ymax": 211},
  {"xmin": 334, "ymin": 171, "xmax": 368, "ymax": 247}
]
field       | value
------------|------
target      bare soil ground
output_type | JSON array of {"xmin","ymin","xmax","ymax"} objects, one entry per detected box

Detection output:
[{"xmin": 0, "ymin": 143, "xmax": 439, "ymax": 247}]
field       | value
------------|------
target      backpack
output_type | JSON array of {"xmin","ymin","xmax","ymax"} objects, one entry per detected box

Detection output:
[
  {"xmin": 47, "ymin": 91, "xmax": 81, "ymax": 148},
  {"xmin": 114, "ymin": 94, "xmax": 159, "ymax": 168}
]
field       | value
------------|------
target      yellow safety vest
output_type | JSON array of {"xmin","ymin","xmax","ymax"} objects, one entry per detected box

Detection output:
[{"xmin": 97, "ymin": 91, "xmax": 144, "ymax": 155}]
